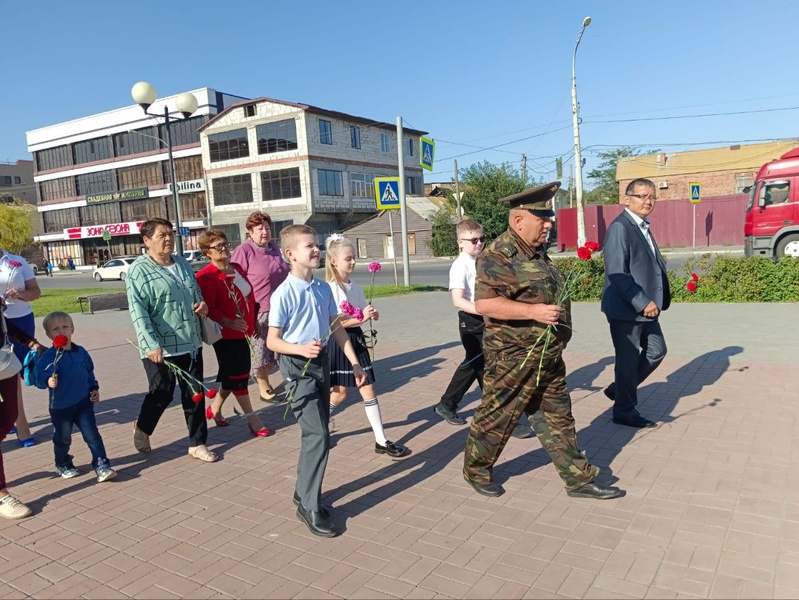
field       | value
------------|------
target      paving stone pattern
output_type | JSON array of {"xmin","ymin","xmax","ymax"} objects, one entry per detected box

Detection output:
[{"xmin": 0, "ymin": 294, "xmax": 797, "ymax": 598}]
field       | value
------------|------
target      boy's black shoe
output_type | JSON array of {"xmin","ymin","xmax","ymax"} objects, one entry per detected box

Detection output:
[
  {"xmin": 375, "ymin": 441, "xmax": 408, "ymax": 458},
  {"xmin": 511, "ymin": 422, "xmax": 534, "ymax": 439},
  {"xmin": 434, "ymin": 404, "xmax": 466, "ymax": 425},
  {"xmin": 296, "ymin": 504, "xmax": 337, "ymax": 537}
]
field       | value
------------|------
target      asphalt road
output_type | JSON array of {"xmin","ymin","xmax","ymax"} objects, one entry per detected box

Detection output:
[{"xmin": 36, "ymin": 247, "xmax": 743, "ymax": 292}]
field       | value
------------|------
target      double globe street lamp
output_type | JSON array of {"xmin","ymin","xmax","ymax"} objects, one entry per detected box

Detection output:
[
  {"xmin": 571, "ymin": 16, "xmax": 591, "ymax": 247},
  {"xmin": 130, "ymin": 82, "xmax": 198, "ymax": 255}
]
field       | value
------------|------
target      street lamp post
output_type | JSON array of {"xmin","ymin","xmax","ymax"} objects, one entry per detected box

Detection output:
[
  {"xmin": 571, "ymin": 16, "xmax": 591, "ymax": 248},
  {"xmin": 130, "ymin": 82, "xmax": 198, "ymax": 255}
]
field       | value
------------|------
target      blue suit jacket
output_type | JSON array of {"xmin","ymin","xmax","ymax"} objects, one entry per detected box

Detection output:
[{"xmin": 601, "ymin": 210, "xmax": 670, "ymax": 322}]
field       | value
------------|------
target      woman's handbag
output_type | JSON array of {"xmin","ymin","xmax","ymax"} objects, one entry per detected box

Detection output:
[
  {"xmin": 200, "ymin": 316, "xmax": 222, "ymax": 346},
  {"xmin": 0, "ymin": 315, "xmax": 22, "ymax": 380}
]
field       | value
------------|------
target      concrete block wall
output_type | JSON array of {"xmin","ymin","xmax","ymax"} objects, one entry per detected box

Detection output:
[{"xmin": 619, "ymin": 170, "xmax": 757, "ymax": 201}]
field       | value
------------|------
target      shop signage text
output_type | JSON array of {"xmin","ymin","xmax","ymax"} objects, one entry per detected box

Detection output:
[
  {"xmin": 167, "ymin": 179, "xmax": 206, "ymax": 194},
  {"xmin": 65, "ymin": 221, "xmax": 144, "ymax": 240},
  {"xmin": 86, "ymin": 187, "xmax": 148, "ymax": 205}
]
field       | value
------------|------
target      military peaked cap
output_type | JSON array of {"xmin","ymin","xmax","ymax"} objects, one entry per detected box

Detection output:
[{"xmin": 499, "ymin": 181, "xmax": 561, "ymax": 216}]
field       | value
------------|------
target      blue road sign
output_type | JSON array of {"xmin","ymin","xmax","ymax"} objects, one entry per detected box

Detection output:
[
  {"xmin": 689, "ymin": 182, "xmax": 701, "ymax": 203},
  {"xmin": 374, "ymin": 177, "xmax": 401, "ymax": 210},
  {"xmin": 420, "ymin": 136, "xmax": 435, "ymax": 171},
  {"xmin": 179, "ymin": 226, "xmax": 190, "ymax": 236}
]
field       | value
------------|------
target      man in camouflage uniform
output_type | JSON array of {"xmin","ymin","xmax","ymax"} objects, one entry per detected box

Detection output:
[{"xmin": 462, "ymin": 181, "xmax": 624, "ymax": 500}]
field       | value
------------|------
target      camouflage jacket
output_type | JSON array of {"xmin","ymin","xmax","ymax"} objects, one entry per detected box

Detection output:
[{"xmin": 475, "ymin": 229, "xmax": 572, "ymax": 360}]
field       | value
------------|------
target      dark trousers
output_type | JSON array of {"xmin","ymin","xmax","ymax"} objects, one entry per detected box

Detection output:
[
  {"xmin": 607, "ymin": 319, "xmax": 667, "ymax": 418},
  {"xmin": 137, "ymin": 351, "xmax": 207, "ymax": 447},
  {"xmin": 279, "ymin": 351, "xmax": 330, "ymax": 513},
  {"xmin": 49, "ymin": 397, "xmax": 108, "ymax": 470},
  {"xmin": 0, "ymin": 375, "xmax": 20, "ymax": 489},
  {"xmin": 440, "ymin": 311, "xmax": 485, "ymax": 412}
]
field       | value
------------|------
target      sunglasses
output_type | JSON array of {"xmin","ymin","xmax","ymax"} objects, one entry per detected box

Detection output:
[
  {"xmin": 460, "ymin": 236, "xmax": 485, "ymax": 245},
  {"xmin": 208, "ymin": 242, "xmax": 231, "ymax": 251}
]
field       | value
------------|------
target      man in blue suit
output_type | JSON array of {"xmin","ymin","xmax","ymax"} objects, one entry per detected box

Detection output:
[{"xmin": 601, "ymin": 178, "xmax": 670, "ymax": 428}]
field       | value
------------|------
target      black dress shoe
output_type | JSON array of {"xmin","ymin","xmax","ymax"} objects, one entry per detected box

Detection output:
[
  {"xmin": 567, "ymin": 482, "xmax": 625, "ymax": 500},
  {"xmin": 612, "ymin": 414, "xmax": 656, "ymax": 428},
  {"xmin": 434, "ymin": 404, "xmax": 467, "ymax": 426},
  {"xmin": 375, "ymin": 441, "xmax": 408, "ymax": 458},
  {"xmin": 296, "ymin": 503, "xmax": 337, "ymax": 537},
  {"xmin": 293, "ymin": 492, "xmax": 330, "ymax": 518},
  {"xmin": 603, "ymin": 385, "xmax": 615, "ymax": 401},
  {"xmin": 464, "ymin": 477, "xmax": 505, "ymax": 497},
  {"xmin": 511, "ymin": 422, "xmax": 534, "ymax": 439}
]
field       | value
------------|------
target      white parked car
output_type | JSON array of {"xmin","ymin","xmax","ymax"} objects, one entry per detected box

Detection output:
[
  {"xmin": 183, "ymin": 250, "xmax": 204, "ymax": 262},
  {"xmin": 93, "ymin": 257, "xmax": 137, "ymax": 281}
]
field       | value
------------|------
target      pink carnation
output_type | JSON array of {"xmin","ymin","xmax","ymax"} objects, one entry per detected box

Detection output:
[
  {"xmin": 8, "ymin": 260, "xmax": 23, "ymax": 268},
  {"xmin": 340, "ymin": 301, "xmax": 357, "ymax": 317},
  {"xmin": 368, "ymin": 262, "xmax": 382, "ymax": 273},
  {"xmin": 353, "ymin": 308, "xmax": 364, "ymax": 321}
]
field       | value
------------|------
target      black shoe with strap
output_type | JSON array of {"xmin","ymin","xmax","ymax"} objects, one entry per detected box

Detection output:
[{"xmin": 375, "ymin": 440, "xmax": 408, "ymax": 458}]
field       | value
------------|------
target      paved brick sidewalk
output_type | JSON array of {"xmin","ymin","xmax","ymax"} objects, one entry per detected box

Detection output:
[{"xmin": 0, "ymin": 294, "xmax": 797, "ymax": 599}]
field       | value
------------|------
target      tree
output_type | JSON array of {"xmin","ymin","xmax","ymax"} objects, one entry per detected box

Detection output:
[
  {"xmin": 428, "ymin": 204, "xmax": 459, "ymax": 257},
  {"xmin": 0, "ymin": 199, "xmax": 35, "ymax": 254},
  {"xmin": 584, "ymin": 147, "xmax": 655, "ymax": 205},
  {"xmin": 460, "ymin": 161, "xmax": 531, "ymax": 241}
]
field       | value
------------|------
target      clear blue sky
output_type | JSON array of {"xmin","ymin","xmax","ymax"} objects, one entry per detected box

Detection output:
[{"xmin": 3, "ymin": 0, "xmax": 799, "ymax": 187}]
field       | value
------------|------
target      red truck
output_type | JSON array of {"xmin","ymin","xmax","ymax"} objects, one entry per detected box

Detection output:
[{"xmin": 745, "ymin": 147, "xmax": 799, "ymax": 258}]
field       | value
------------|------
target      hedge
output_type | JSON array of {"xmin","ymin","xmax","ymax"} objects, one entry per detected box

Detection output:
[{"xmin": 550, "ymin": 254, "xmax": 799, "ymax": 302}]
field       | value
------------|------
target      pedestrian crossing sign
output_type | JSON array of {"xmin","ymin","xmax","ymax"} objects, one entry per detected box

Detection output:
[
  {"xmin": 374, "ymin": 177, "xmax": 401, "ymax": 210},
  {"xmin": 420, "ymin": 136, "xmax": 435, "ymax": 171},
  {"xmin": 690, "ymin": 182, "xmax": 701, "ymax": 203}
]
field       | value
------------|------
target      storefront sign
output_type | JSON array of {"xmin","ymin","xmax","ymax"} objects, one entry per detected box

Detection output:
[
  {"xmin": 167, "ymin": 179, "xmax": 206, "ymax": 194},
  {"xmin": 64, "ymin": 221, "xmax": 144, "ymax": 240},
  {"xmin": 86, "ymin": 187, "xmax": 148, "ymax": 205}
]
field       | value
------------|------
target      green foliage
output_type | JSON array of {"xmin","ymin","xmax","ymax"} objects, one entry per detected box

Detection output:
[
  {"xmin": 584, "ymin": 147, "xmax": 656, "ymax": 205},
  {"xmin": 551, "ymin": 256, "xmax": 606, "ymax": 301},
  {"xmin": 0, "ymin": 200, "xmax": 35, "ymax": 254},
  {"xmin": 428, "ymin": 205, "xmax": 459, "ymax": 257},
  {"xmin": 460, "ymin": 161, "xmax": 531, "ymax": 241}
]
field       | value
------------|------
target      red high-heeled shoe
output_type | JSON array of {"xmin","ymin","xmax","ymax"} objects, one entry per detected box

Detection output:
[
  {"xmin": 249, "ymin": 424, "xmax": 269, "ymax": 437},
  {"xmin": 206, "ymin": 405, "xmax": 229, "ymax": 427}
]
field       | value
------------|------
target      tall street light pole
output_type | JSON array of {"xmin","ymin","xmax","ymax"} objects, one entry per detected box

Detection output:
[
  {"xmin": 571, "ymin": 16, "xmax": 591, "ymax": 248},
  {"xmin": 130, "ymin": 82, "xmax": 198, "ymax": 255}
]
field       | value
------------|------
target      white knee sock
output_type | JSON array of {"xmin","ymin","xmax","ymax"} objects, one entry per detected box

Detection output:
[{"xmin": 363, "ymin": 398, "xmax": 387, "ymax": 446}]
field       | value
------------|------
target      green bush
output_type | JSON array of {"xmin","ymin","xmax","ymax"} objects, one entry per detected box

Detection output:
[
  {"xmin": 550, "ymin": 254, "xmax": 799, "ymax": 302},
  {"xmin": 428, "ymin": 207, "xmax": 459, "ymax": 257}
]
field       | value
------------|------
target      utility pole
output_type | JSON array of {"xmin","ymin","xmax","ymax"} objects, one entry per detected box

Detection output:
[
  {"xmin": 569, "ymin": 163, "xmax": 574, "ymax": 208},
  {"xmin": 571, "ymin": 16, "xmax": 592, "ymax": 247},
  {"xmin": 454, "ymin": 159, "xmax": 462, "ymax": 220},
  {"xmin": 521, "ymin": 154, "xmax": 527, "ymax": 185},
  {"xmin": 396, "ymin": 117, "xmax": 410, "ymax": 286}
]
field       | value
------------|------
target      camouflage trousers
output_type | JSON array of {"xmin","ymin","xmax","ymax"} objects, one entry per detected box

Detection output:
[{"xmin": 463, "ymin": 353, "xmax": 599, "ymax": 491}]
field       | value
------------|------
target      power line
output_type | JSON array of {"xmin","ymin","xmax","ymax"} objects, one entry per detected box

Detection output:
[{"xmin": 585, "ymin": 105, "xmax": 799, "ymax": 124}]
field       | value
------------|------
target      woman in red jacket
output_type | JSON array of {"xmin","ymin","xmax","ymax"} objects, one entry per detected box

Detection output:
[{"xmin": 195, "ymin": 230, "xmax": 269, "ymax": 437}]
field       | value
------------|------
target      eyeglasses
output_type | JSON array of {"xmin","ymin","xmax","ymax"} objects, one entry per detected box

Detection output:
[
  {"xmin": 460, "ymin": 236, "xmax": 485, "ymax": 245},
  {"xmin": 627, "ymin": 193, "xmax": 657, "ymax": 201},
  {"xmin": 208, "ymin": 242, "xmax": 230, "ymax": 251}
]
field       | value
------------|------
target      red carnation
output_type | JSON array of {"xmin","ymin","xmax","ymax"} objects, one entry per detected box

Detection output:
[
  {"xmin": 577, "ymin": 247, "xmax": 592, "ymax": 260},
  {"xmin": 191, "ymin": 392, "xmax": 204, "ymax": 403},
  {"xmin": 686, "ymin": 281, "xmax": 697, "ymax": 293},
  {"xmin": 691, "ymin": 273, "xmax": 699, "ymax": 282},
  {"xmin": 584, "ymin": 241, "xmax": 601, "ymax": 252},
  {"xmin": 206, "ymin": 389, "xmax": 217, "ymax": 399},
  {"xmin": 217, "ymin": 272, "xmax": 229, "ymax": 281},
  {"xmin": 53, "ymin": 335, "xmax": 69, "ymax": 349}
]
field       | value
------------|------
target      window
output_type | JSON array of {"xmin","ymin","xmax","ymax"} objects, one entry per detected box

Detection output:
[
  {"xmin": 244, "ymin": 104, "xmax": 257, "ymax": 117},
  {"xmin": 0, "ymin": 176, "xmax": 11, "ymax": 187},
  {"xmin": 216, "ymin": 224, "xmax": 242, "ymax": 248},
  {"xmin": 113, "ymin": 127, "xmax": 158, "ymax": 157},
  {"xmin": 761, "ymin": 180, "xmax": 791, "ymax": 207},
  {"xmin": 42, "ymin": 207, "xmax": 80, "ymax": 233},
  {"xmin": 256, "ymin": 119, "xmax": 298, "ymax": 154},
  {"xmin": 39, "ymin": 176, "xmax": 76, "ymax": 201},
  {"xmin": 406, "ymin": 138, "xmax": 414, "ymax": 156},
  {"xmin": 35, "ymin": 145, "xmax": 72, "ymax": 171},
  {"xmin": 408, "ymin": 232, "xmax": 417, "ymax": 255},
  {"xmin": 406, "ymin": 176, "xmax": 420, "ymax": 195},
  {"xmin": 175, "ymin": 193, "xmax": 207, "ymax": 221},
  {"xmin": 72, "ymin": 137, "xmax": 112, "ymax": 165},
  {"xmin": 380, "ymin": 132, "xmax": 390, "ymax": 153},
  {"xmin": 350, "ymin": 173, "xmax": 375, "ymax": 198},
  {"xmin": 261, "ymin": 168, "xmax": 301, "ymax": 201},
  {"xmin": 317, "ymin": 169, "xmax": 343, "ymax": 196},
  {"xmin": 271, "ymin": 219, "xmax": 292, "ymax": 240},
  {"xmin": 158, "ymin": 115, "xmax": 205, "ymax": 148},
  {"xmin": 357, "ymin": 238, "xmax": 367, "ymax": 258},
  {"xmin": 213, "ymin": 174, "xmax": 253, "ymax": 206},
  {"xmin": 75, "ymin": 170, "xmax": 116, "ymax": 196},
  {"xmin": 117, "ymin": 163, "xmax": 161, "ymax": 189},
  {"xmin": 736, "ymin": 176, "xmax": 754, "ymax": 194},
  {"xmin": 350, "ymin": 126, "xmax": 361, "ymax": 149},
  {"xmin": 208, "ymin": 128, "xmax": 249, "ymax": 162},
  {"xmin": 162, "ymin": 155, "xmax": 203, "ymax": 184},
  {"xmin": 13, "ymin": 177, "xmax": 21, "ymax": 184},
  {"xmin": 319, "ymin": 119, "xmax": 333, "ymax": 145},
  {"xmin": 80, "ymin": 202, "xmax": 122, "ymax": 227},
  {"xmin": 122, "ymin": 197, "xmax": 167, "ymax": 222}
]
